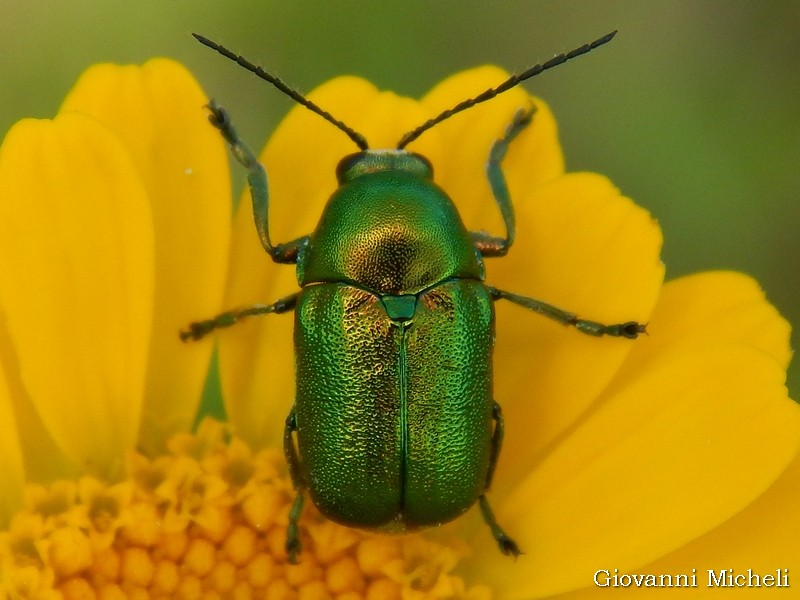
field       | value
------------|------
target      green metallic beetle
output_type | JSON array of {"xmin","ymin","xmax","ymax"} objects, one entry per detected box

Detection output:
[{"xmin": 182, "ymin": 31, "xmax": 645, "ymax": 563}]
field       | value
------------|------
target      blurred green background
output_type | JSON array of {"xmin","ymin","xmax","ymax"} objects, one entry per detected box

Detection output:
[{"xmin": 2, "ymin": 1, "xmax": 798, "ymax": 398}]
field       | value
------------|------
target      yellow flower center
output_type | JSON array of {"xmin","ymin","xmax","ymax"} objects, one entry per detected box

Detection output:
[{"xmin": 0, "ymin": 420, "xmax": 490, "ymax": 600}]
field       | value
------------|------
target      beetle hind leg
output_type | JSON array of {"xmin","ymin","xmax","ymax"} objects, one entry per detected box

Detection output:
[
  {"xmin": 284, "ymin": 408, "xmax": 306, "ymax": 564},
  {"xmin": 479, "ymin": 495, "xmax": 521, "ymax": 558},
  {"xmin": 479, "ymin": 401, "xmax": 521, "ymax": 557},
  {"xmin": 285, "ymin": 492, "xmax": 305, "ymax": 564}
]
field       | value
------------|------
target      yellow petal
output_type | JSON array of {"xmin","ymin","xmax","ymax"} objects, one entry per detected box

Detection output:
[
  {"xmin": 472, "ymin": 275, "xmax": 798, "ymax": 597},
  {"xmin": 60, "ymin": 59, "xmax": 232, "ymax": 453},
  {"xmin": 0, "ymin": 347, "xmax": 25, "ymax": 525},
  {"xmin": 490, "ymin": 173, "xmax": 664, "ymax": 478},
  {"xmin": 620, "ymin": 271, "xmax": 792, "ymax": 372},
  {"xmin": 0, "ymin": 114, "xmax": 154, "ymax": 479},
  {"xmin": 420, "ymin": 66, "xmax": 564, "ymax": 236},
  {"xmin": 0, "ymin": 319, "xmax": 78, "ymax": 484},
  {"xmin": 541, "ymin": 274, "xmax": 796, "ymax": 597},
  {"xmin": 218, "ymin": 77, "xmax": 435, "ymax": 448},
  {"xmin": 551, "ymin": 449, "xmax": 800, "ymax": 600}
]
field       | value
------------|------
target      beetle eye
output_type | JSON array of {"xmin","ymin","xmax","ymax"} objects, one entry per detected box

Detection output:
[
  {"xmin": 410, "ymin": 153, "xmax": 433, "ymax": 175},
  {"xmin": 336, "ymin": 152, "xmax": 366, "ymax": 183}
]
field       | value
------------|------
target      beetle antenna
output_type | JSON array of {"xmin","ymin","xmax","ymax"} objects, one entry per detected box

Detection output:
[
  {"xmin": 396, "ymin": 31, "xmax": 617, "ymax": 149},
  {"xmin": 193, "ymin": 33, "xmax": 370, "ymax": 151}
]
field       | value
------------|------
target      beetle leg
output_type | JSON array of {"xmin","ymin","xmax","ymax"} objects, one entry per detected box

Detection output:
[
  {"xmin": 479, "ymin": 495, "xmax": 521, "ymax": 558},
  {"xmin": 285, "ymin": 493, "xmax": 305, "ymax": 565},
  {"xmin": 489, "ymin": 287, "xmax": 647, "ymax": 339},
  {"xmin": 472, "ymin": 107, "xmax": 535, "ymax": 258},
  {"xmin": 485, "ymin": 401, "xmax": 505, "ymax": 489},
  {"xmin": 206, "ymin": 100, "xmax": 305, "ymax": 264},
  {"xmin": 283, "ymin": 408, "xmax": 303, "ymax": 490},
  {"xmin": 179, "ymin": 292, "xmax": 299, "ymax": 341},
  {"xmin": 284, "ymin": 408, "xmax": 306, "ymax": 564},
  {"xmin": 478, "ymin": 402, "xmax": 521, "ymax": 557}
]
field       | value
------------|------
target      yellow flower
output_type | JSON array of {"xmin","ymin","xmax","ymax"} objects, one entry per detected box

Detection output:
[{"xmin": 0, "ymin": 57, "xmax": 797, "ymax": 600}]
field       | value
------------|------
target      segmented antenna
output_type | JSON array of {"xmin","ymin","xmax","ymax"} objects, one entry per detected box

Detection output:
[
  {"xmin": 193, "ymin": 33, "xmax": 370, "ymax": 150},
  {"xmin": 396, "ymin": 31, "xmax": 617, "ymax": 149}
]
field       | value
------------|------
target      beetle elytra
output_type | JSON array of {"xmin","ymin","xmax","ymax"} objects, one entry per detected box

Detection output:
[{"xmin": 182, "ymin": 31, "xmax": 645, "ymax": 563}]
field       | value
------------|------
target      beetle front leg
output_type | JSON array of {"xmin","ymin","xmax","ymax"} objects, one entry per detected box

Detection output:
[
  {"xmin": 284, "ymin": 408, "xmax": 306, "ymax": 564},
  {"xmin": 472, "ymin": 107, "xmax": 535, "ymax": 257},
  {"xmin": 489, "ymin": 287, "xmax": 646, "ymax": 339},
  {"xmin": 179, "ymin": 292, "xmax": 299, "ymax": 341},
  {"xmin": 206, "ymin": 100, "xmax": 305, "ymax": 264}
]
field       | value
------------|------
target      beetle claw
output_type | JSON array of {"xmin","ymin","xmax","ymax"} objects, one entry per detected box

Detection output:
[
  {"xmin": 498, "ymin": 535, "xmax": 523, "ymax": 558},
  {"xmin": 285, "ymin": 538, "xmax": 302, "ymax": 565}
]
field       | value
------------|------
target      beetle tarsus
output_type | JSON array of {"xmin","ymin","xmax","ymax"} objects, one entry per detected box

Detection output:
[
  {"xmin": 179, "ymin": 294, "xmax": 300, "ymax": 342},
  {"xmin": 205, "ymin": 101, "xmax": 238, "ymax": 147},
  {"xmin": 179, "ymin": 315, "xmax": 235, "ymax": 341},
  {"xmin": 285, "ymin": 537, "xmax": 302, "ymax": 565},
  {"xmin": 574, "ymin": 318, "xmax": 647, "ymax": 339},
  {"xmin": 497, "ymin": 533, "xmax": 522, "ymax": 558}
]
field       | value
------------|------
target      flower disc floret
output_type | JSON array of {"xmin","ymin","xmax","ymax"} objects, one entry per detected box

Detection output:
[{"xmin": 0, "ymin": 420, "xmax": 488, "ymax": 600}]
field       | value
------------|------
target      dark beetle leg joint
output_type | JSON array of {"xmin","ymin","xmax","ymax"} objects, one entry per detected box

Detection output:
[{"xmin": 283, "ymin": 409, "xmax": 304, "ymax": 489}]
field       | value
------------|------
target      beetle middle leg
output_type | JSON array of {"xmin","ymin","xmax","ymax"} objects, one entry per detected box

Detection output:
[
  {"xmin": 284, "ymin": 407, "xmax": 306, "ymax": 564},
  {"xmin": 489, "ymin": 287, "xmax": 646, "ymax": 339},
  {"xmin": 479, "ymin": 401, "xmax": 521, "ymax": 557},
  {"xmin": 179, "ymin": 292, "xmax": 299, "ymax": 341}
]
